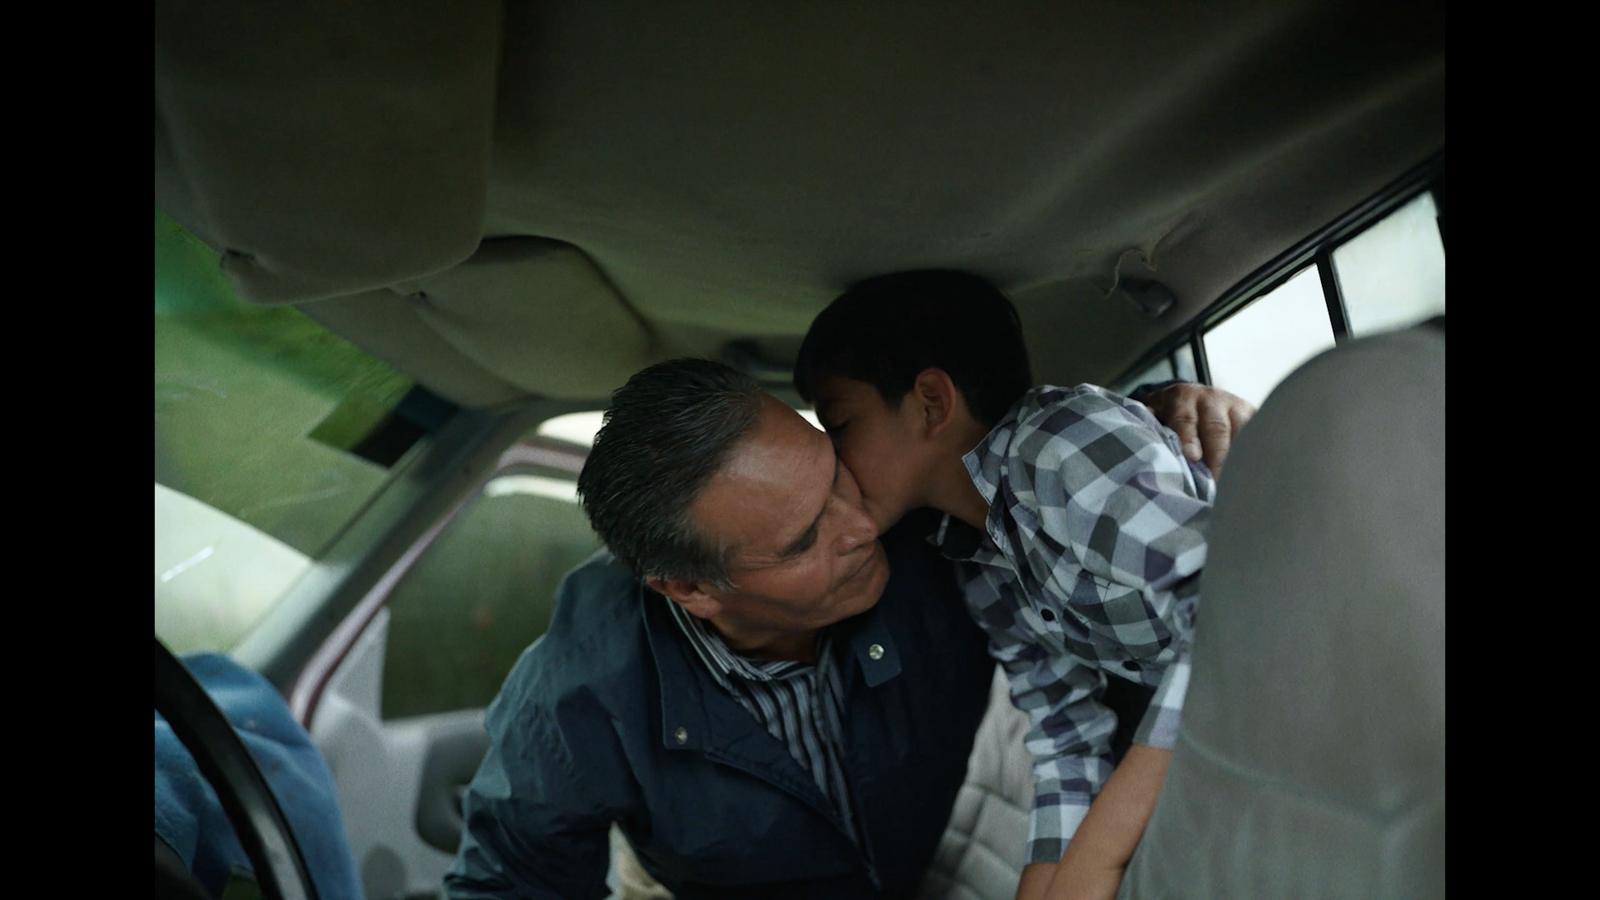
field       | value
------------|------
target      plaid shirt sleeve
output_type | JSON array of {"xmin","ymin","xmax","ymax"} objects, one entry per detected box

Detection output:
[
  {"xmin": 1133, "ymin": 650, "xmax": 1191, "ymax": 749},
  {"xmin": 967, "ymin": 384, "xmax": 1215, "ymax": 863},
  {"xmin": 960, "ymin": 562, "xmax": 1116, "ymax": 866},
  {"xmin": 1013, "ymin": 385, "xmax": 1213, "ymax": 607}
]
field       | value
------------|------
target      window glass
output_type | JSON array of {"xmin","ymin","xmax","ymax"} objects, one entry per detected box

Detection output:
[
  {"xmin": 1202, "ymin": 267, "xmax": 1337, "ymax": 409},
  {"xmin": 156, "ymin": 208, "xmax": 421, "ymax": 651},
  {"xmin": 1333, "ymin": 191, "xmax": 1445, "ymax": 337},
  {"xmin": 537, "ymin": 410, "xmax": 606, "ymax": 447},
  {"xmin": 1115, "ymin": 354, "xmax": 1176, "ymax": 396},
  {"xmin": 1173, "ymin": 342, "xmax": 1198, "ymax": 383},
  {"xmin": 380, "ymin": 468, "xmax": 602, "ymax": 719},
  {"xmin": 155, "ymin": 484, "xmax": 313, "ymax": 653},
  {"xmin": 156, "ymin": 210, "xmax": 416, "ymax": 555},
  {"xmin": 536, "ymin": 406, "xmax": 823, "ymax": 448}
]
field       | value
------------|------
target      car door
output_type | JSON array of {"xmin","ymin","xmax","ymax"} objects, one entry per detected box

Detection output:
[{"xmin": 299, "ymin": 438, "xmax": 600, "ymax": 899}]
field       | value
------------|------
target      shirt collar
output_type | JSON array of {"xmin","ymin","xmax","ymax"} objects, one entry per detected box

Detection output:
[
  {"xmin": 962, "ymin": 395, "xmax": 1028, "ymax": 508},
  {"xmin": 665, "ymin": 597, "xmax": 823, "ymax": 688},
  {"xmin": 928, "ymin": 512, "xmax": 1009, "ymax": 567},
  {"xmin": 643, "ymin": 578, "xmax": 906, "ymax": 753}
]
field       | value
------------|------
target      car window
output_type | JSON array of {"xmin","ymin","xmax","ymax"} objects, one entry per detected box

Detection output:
[
  {"xmin": 155, "ymin": 210, "xmax": 439, "ymax": 653},
  {"xmin": 1333, "ymin": 192, "xmax": 1446, "ymax": 337},
  {"xmin": 1113, "ymin": 179, "xmax": 1445, "ymax": 411},
  {"xmin": 537, "ymin": 410, "xmax": 607, "ymax": 446},
  {"xmin": 379, "ymin": 403, "xmax": 828, "ymax": 720},
  {"xmin": 536, "ymin": 407, "xmax": 823, "ymax": 449},
  {"xmin": 1114, "ymin": 355, "xmax": 1176, "ymax": 396},
  {"xmin": 380, "ymin": 466, "xmax": 601, "ymax": 720},
  {"xmin": 155, "ymin": 483, "xmax": 313, "ymax": 654},
  {"xmin": 1202, "ymin": 267, "xmax": 1338, "ymax": 409}
]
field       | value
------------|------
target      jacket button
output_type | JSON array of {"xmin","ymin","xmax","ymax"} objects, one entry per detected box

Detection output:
[
  {"xmin": 868, "ymin": 643, "xmax": 885, "ymax": 661},
  {"xmin": 675, "ymin": 727, "xmax": 688, "ymax": 745}
]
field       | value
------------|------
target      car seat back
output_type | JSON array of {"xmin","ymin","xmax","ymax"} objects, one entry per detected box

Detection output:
[{"xmin": 1121, "ymin": 325, "xmax": 1445, "ymax": 899}]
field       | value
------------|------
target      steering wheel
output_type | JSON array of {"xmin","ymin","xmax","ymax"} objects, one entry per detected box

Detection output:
[{"xmin": 154, "ymin": 636, "xmax": 319, "ymax": 900}]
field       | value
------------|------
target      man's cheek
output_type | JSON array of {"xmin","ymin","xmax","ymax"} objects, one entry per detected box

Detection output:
[{"xmin": 861, "ymin": 497, "xmax": 896, "ymax": 536}]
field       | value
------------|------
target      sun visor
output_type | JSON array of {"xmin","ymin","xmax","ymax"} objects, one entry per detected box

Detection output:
[
  {"xmin": 391, "ymin": 238, "xmax": 657, "ymax": 401},
  {"xmin": 296, "ymin": 290, "xmax": 529, "ymax": 411},
  {"xmin": 154, "ymin": 1, "xmax": 502, "ymax": 304}
]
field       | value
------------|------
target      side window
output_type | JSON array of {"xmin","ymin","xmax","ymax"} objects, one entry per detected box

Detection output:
[
  {"xmin": 1172, "ymin": 343, "xmax": 1198, "ymax": 383},
  {"xmin": 380, "ymin": 466, "xmax": 601, "ymax": 720},
  {"xmin": 375, "ymin": 399, "xmax": 831, "ymax": 721},
  {"xmin": 1114, "ymin": 355, "xmax": 1176, "ymax": 396},
  {"xmin": 1202, "ymin": 267, "xmax": 1337, "ymax": 409},
  {"xmin": 1333, "ymin": 192, "xmax": 1446, "ymax": 337},
  {"xmin": 1114, "ymin": 174, "xmax": 1445, "ymax": 411}
]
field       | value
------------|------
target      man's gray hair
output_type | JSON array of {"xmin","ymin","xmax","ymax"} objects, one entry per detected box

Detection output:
[{"xmin": 577, "ymin": 358, "xmax": 765, "ymax": 589}]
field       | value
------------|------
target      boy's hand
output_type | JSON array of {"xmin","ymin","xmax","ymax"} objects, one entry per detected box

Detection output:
[{"xmin": 1141, "ymin": 383, "xmax": 1255, "ymax": 475}]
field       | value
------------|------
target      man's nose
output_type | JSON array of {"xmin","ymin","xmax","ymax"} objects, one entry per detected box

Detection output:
[{"xmin": 835, "ymin": 496, "xmax": 878, "ymax": 553}]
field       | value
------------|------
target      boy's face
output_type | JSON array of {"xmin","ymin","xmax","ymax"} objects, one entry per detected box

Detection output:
[{"xmin": 810, "ymin": 375, "xmax": 930, "ymax": 534}]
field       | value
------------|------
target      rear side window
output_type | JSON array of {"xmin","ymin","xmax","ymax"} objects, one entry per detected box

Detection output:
[
  {"xmin": 1202, "ymin": 267, "xmax": 1338, "ymax": 409},
  {"xmin": 380, "ymin": 468, "xmax": 601, "ymax": 720},
  {"xmin": 1333, "ymin": 192, "xmax": 1446, "ymax": 338},
  {"xmin": 1114, "ymin": 172, "xmax": 1444, "ymax": 411}
]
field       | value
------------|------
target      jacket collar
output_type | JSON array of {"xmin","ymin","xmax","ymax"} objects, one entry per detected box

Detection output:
[{"xmin": 640, "ymin": 581, "xmax": 904, "ymax": 754}]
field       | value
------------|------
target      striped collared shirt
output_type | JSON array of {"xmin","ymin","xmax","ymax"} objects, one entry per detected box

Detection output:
[
  {"xmin": 666, "ymin": 599, "xmax": 860, "ymax": 847},
  {"xmin": 936, "ymin": 384, "xmax": 1215, "ymax": 865}
]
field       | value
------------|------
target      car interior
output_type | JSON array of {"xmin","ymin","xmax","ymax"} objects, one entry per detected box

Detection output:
[{"xmin": 154, "ymin": 2, "xmax": 1444, "ymax": 898}]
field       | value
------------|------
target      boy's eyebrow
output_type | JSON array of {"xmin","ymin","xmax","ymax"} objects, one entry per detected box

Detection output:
[{"xmin": 779, "ymin": 456, "xmax": 839, "ymax": 557}]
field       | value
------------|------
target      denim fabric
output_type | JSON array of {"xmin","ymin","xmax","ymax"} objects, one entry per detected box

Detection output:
[{"xmin": 154, "ymin": 651, "xmax": 363, "ymax": 900}]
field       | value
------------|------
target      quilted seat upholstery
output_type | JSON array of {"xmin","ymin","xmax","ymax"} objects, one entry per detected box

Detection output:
[{"xmin": 917, "ymin": 666, "xmax": 1034, "ymax": 900}]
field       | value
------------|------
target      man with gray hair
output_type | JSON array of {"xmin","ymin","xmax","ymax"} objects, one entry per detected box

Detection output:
[{"xmin": 446, "ymin": 358, "xmax": 1248, "ymax": 900}]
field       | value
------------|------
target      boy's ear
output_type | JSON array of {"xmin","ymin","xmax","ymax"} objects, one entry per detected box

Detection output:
[
  {"xmin": 646, "ymin": 576, "xmax": 724, "ymax": 620},
  {"xmin": 910, "ymin": 368, "xmax": 963, "ymax": 439}
]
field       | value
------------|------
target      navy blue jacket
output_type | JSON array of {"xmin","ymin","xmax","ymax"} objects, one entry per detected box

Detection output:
[{"xmin": 446, "ymin": 515, "xmax": 995, "ymax": 899}]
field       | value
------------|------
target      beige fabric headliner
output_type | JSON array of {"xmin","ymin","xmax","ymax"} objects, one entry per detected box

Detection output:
[{"xmin": 154, "ymin": 0, "xmax": 1444, "ymax": 407}]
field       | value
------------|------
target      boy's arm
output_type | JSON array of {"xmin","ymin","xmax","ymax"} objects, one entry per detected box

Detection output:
[
  {"xmin": 960, "ymin": 568, "xmax": 1120, "ymax": 881},
  {"xmin": 1015, "ymin": 750, "xmax": 1170, "ymax": 900},
  {"xmin": 997, "ymin": 388, "xmax": 1212, "ymax": 898},
  {"xmin": 1039, "ymin": 652, "xmax": 1190, "ymax": 900},
  {"xmin": 1016, "ymin": 653, "xmax": 1190, "ymax": 900},
  {"xmin": 1041, "ymin": 744, "xmax": 1172, "ymax": 900}
]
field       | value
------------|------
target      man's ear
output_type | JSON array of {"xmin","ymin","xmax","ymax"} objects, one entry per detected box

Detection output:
[
  {"xmin": 646, "ymin": 576, "xmax": 723, "ymax": 620},
  {"xmin": 909, "ymin": 368, "xmax": 963, "ymax": 438}
]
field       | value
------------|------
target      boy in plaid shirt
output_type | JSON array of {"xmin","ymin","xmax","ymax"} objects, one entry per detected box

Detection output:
[{"xmin": 795, "ymin": 270, "xmax": 1248, "ymax": 900}]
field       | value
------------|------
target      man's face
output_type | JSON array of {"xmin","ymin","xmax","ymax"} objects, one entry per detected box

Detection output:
[
  {"xmin": 809, "ymin": 375, "xmax": 929, "ymax": 536},
  {"xmin": 682, "ymin": 392, "xmax": 888, "ymax": 654}
]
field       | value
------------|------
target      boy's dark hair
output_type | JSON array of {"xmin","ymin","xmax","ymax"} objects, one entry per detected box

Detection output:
[
  {"xmin": 577, "ymin": 358, "xmax": 764, "ymax": 589},
  {"xmin": 793, "ymin": 270, "xmax": 1034, "ymax": 426}
]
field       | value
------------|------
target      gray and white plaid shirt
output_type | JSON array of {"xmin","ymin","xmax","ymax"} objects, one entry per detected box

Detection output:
[{"xmin": 933, "ymin": 384, "xmax": 1216, "ymax": 865}]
